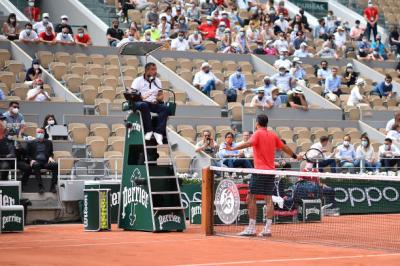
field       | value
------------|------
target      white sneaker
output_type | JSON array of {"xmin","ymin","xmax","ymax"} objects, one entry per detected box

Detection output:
[
  {"xmin": 238, "ymin": 227, "xmax": 256, "ymax": 237},
  {"xmin": 258, "ymin": 228, "xmax": 272, "ymax": 237},
  {"xmin": 153, "ymin": 132, "xmax": 164, "ymax": 145},
  {"xmin": 144, "ymin": 131, "xmax": 153, "ymax": 141}
]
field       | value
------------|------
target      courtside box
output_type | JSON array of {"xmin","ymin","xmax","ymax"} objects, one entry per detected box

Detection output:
[
  {"xmin": 83, "ymin": 189, "xmax": 111, "ymax": 231},
  {"xmin": 0, "ymin": 181, "xmax": 21, "ymax": 206},
  {"xmin": 85, "ymin": 181, "xmax": 120, "ymax": 223},
  {"xmin": 0, "ymin": 205, "xmax": 24, "ymax": 233},
  {"xmin": 298, "ymin": 199, "xmax": 322, "ymax": 222}
]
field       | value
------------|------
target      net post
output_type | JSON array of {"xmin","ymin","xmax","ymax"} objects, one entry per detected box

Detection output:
[{"xmin": 201, "ymin": 167, "xmax": 214, "ymax": 236}]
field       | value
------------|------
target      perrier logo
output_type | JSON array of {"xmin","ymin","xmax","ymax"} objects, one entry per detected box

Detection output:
[
  {"xmin": 2, "ymin": 214, "xmax": 22, "ymax": 229},
  {"xmin": 158, "ymin": 213, "xmax": 181, "ymax": 230},
  {"xmin": 0, "ymin": 189, "xmax": 16, "ymax": 206}
]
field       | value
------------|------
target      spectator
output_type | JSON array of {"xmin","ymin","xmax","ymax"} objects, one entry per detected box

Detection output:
[
  {"xmin": 293, "ymin": 42, "xmax": 312, "ymax": 58},
  {"xmin": 3, "ymin": 101, "xmax": 26, "ymax": 138},
  {"xmin": 357, "ymin": 35, "xmax": 374, "ymax": 60},
  {"xmin": 265, "ymin": 87, "xmax": 283, "ymax": 108},
  {"xmin": 273, "ymin": 32, "xmax": 289, "ymax": 54},
  {"xmin": 74, "ymin": 27, "xmax": 92, "ymax": 46},
  {"xmin": 253, "ymin": 41, "xmax": 265, "ymax": 55},
  {"xmin": 355, "ymin": 135, "xmax": 380, "ymax": 173},
  {"xmin": 193, "ymin": 62, "xmax": 222, "ymax": 96},
  {"xmin": 142, "ymin": 30, "xmax": 152, "ymax": 42},
  {"xmin": 2, "ymin": 13, "xmax": 19, "ymax": 41},
  {"xmin": 349, "ymin": 20, "xmax": 364, "ymax": 41},
  {"xmin": 246, "ymin": 21, "xmax": 260, "ymax": 44},
  {"xmin": 276, "ymin": 1, "xmax": 289, "ymax": 19},
  {"xmin": 347, "ymin": 78, "xmax": 367, "ymax": 106},
  {"xmin": 317, "ymin": 60, "xmax": 330, "ymax": 85},
  {"xmin": 335, "ymin": 134, "xmax": 356, "ymax": 173},
  {"xmin": 148, "ymin": 23, "xmax": 161, "ymax": 41},
  {"xmin": 24, "ymin": 0, "xmax": 41, "ymax": 22},
  {"xmin": 117, "ymin": 27, "xmax": 141, "ymax": 47},
  {"xmin": 291, "ymin": 14, "xmax": 306, "ymax": 34},
  {"xmin": 378, "ymin": 138, "xmax": 400, "ymax": 172},
  {"xmin": 317, "ymin": 46, "xmax": 338, "ymax": 59},
  {"xmin": 386, "ymin": 124, "xmax": 400, "ymax": 143},
  {"xmin": 259, "ymin": 18, "xmax": 276, "ymax": 43},
  {"xmin": 325, "ymin": 11, "xmax": 338, "ymax": 35},
  {"xmin": 33, "ymin": 13, "xmax": 53, "ymax": 34},
  {"xmin": 54, "ymin": 15, "xmax": 73, "ymax": 34},
  {"xmin": 187, "ymin": 1, "xmax": 201, "ymax": 23},
  {"xmin": 158, "ymin": 16, "xmax": 171, "ymax": 38},
  {"xmin": 274, "ymin": 13, "xmax": 289, "ymax": 33},
  {"xmin": 143, "ymin": 5, "xmax": 159, "ymax": 31},
  {"xmin": 386, "ymin": 111, "xmax": 400, "ymax": 134},
  {"xmin": 235, "ymin": 28, "xmax": 250, "ymax": 54},
  {"xmin": 271, "ymin": 65, "xmax": 294, "ymax": 97},
  {"xmin": 55, "ymin": 26, "xmax": 75, "ymax": 45},
  {"xmin": 195, "ymin": 130, "xmax": 218, "ymax": 156},
  {"xmin": 219, "ymin": 11, "xmax": 231, "ymax": 28},
  {"xmin": 26, "ymin": 79, "xmax": 51, "ymax": 102},
  {"xmin": 372, "ymin": 74, "xmax": 394, "ymax": 98},
  {"xmin": 171, "ymin": 32, "xmax": 189, "ymax": 51},
  {"xmin": 313, "ymin": 18, "xmax": 328, "ymax": 40},
  {"xmin": 333, "ymin": 26, "xmax": 347, "ymax": 52},
  {"xmin": 159, "ymin": 6, "xmax": 173, "ymax": 24},
  {"xmin": 273, "ymin": 49, "xmax": 291, "ymax": 70},
  {"xmin": 250, "ymin": 89, "xmax": 269, "ymax": 108},
  {"xmin": 256, "ymin": 75, "xmax": 274, "ymax": 96},
  {"xmin": 188, "ymin": 30, "xmax": 204, "ymax": 51},
  {"xmin": 287, "ymin": 87, "xmax": 308, "ymax": 111},
  {"xmin": 25, "ymin": 59, "xmax": 42, "ymax": 85},
  {"xmin": 343, "ymin": 63, "xmax": 358, "ymax": 87},
  {"xmin": 227, "ymin": 66, "xmax": 246, "ymax": 102},
  {"xmin": 171, "ymin": 16, "xmax": 188, "ymax": 38},
  {"xmin": 324, "ymin": 66, "xmax": 342, "ymax": 97},
  {"xmin": 264, "ymin": 40, "xmax": 277, "ymax": 56},
  {"xmin": 292, "ymin": 30, "xmax": 306, "ymax": 50},
  {"xmin": 106, "ymin": 19, "xmax": 124, "ymax": 47},
  {"xmin": 218, "ymin": 132, "xmax": 252, "ymax": 168},
  {"xmin": 27, "ymin": 128, "xmax": 58, "ymax": 193},
  {"xmin": 19, "ymin": 22, "xmax": 39, "ymax": 42},
  {"xmin": 309, "ymin": 136, "xmax": 337, "ymax": 172},
  {"xmin": 371, "ymin": 35, "xmax": 388, "ymax": 60},
  {"xmin": 38, "ymin": 25, "xmax": 56, "ymax": 44},
  {"xmin": 238, "ymin": 131, "xmax": 253, "ymax": 159},
  {"xmin": 389, "ymin": 26, "xmax": 400, "ymax": 55},
  {"xmin": 119, "ymin": 0, "xmax": 135, "ymax": 22},
  {"xmin": 215, "ymin": 21, "xmax": 227, "ymax": 41},
  {"xmin": 289, "ymin": 57, "xmax": 306, "ymax": 80},
  {"xmin": 198, "ymin": 16, "xmax": 217, "ymax": 42},
  {"xmin": 363, "ymin": 0, "xmax": 379, "ymax": 41},
  {"xmin": 42, "ymin": 114, "xmax": 57, "ymax": 140},
  {"xmin": 201, "ymin": 0, "xmax": 215, "ymax": 16},
  {"xmin": 299, "ymin": 8, "xmax": 310, "ymax": 31}
]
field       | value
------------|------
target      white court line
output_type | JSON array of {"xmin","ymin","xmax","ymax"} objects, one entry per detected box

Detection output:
[
  {"xmin": 2, "ymin": 237, "xmax": 112, "ymax": 244},
  {"xmin": 175, "ymin": 253, "xmax": 400, "ymax": 266},
  {"xmin": 0, "ymin": 238, "xmax": 207, "ymax": 250}
]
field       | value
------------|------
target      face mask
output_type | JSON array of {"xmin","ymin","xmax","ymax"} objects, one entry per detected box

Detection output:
[
  {"xmin": 258, "ymin": 95, "xmax": 263, "ymax": 100},
  {"xmin": 46, "ymin": 31, "xmax": 52, "ymax": 36},
  {"xmin": 361, "ymin": 140, "xmax": 368, "ymax": 147},
  {"xmin": 257, "ymin": 45, "xmax": 263, "ymax": 49},
  {"xmin": 368, "ymin": 3, "xmax": 373, "ymax": 7},
  {"xmin": 279, "ymin": 70, "xmax": 285, "ymax": 75},
  {"xmin": 179, "ymin": 20, "xmax": 185, "ymax": 24},
  {"xmin": 385, "ymin": 144, "xmax": 390, "ymax": 150},
  {"xmin": 223, "ymin": 15, "xmax": 228, "ymax": 19},
  {"xmin": 43, "ymin": 18, "xmax": 48, "ymax": 23},
  {"xmin": 33, "ymin": 64, "xmax": 39, "ymax": 69},
  {"xmin": 36, "ymin": 133, "xmax": 44, "ymax": 139},
  {"xmin": 26, "ymin": 29, "xmax": 32, "ymax": 34},
  {"xmin": 356, "ymin": 25, "xmax": 359, "ymax": 28},
  {"xmin": 347, "ymin": 68, "xmax": 353, "ymax": 73},
  {"xmin": 343, "ymin": 140, "xmax": 350, "ymax": 147},
  {"xmin": 279, "ymin": 55, "xmax": 285, "ymax": 60},
  {"xmin": 78, "ymin": 33, "xmax": 84, "ymax": 38},
  {"xmin": 207, "ymin": 21, "xmax": 212, "ymax": 25},
  {"xmin": 62, "ymin": 32, "xmax": 68, "ymax": 37},
  {"xmin": 219, "ymin": 27, "xmax": 225, "ymax": 31},
  {"xmin": 128, "ymin": 36, "xmax": 134, "ymax": 41},
  {"xmin": 322, "ymin": 66, "xmax": 327, "ymax": 70},
  {"xmin": 145, "ymin": 35, "xmax": 151, "ymax": 41},
  {"xmin": 385, "ymin": 81, "xmax": 391, "ymax": 86},
  {"xmin": 10, "ymin": 18, "xmax": 16, "ymax": 23},
  {"xmin": 294, "ymin": 27, "xmax": 299, "ymax": 32},
  {"xmin": 12, "ymin": 108, "xmax": 19, "ymax": 114},
  {"xmin": 28, "ymin": 1, "xmax": 34, "ymax": 7},
  {"xmin": 151, "ymin": 26, "xmax": 156, "ymax": 31},
  {"xmin": 264, "ymin": 81, "xmax": 270, "ymax": 86},
  {"xmin": 178, "ymin": 36, "xmax": 184, "ymax": 41},
  {"xmin": 48, "ymin": 120, "xmax": 55, "ymax": 125}
]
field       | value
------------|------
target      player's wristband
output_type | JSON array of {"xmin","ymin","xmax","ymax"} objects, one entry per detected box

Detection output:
[{"xmin": 291, "ymin": 153, "xmax": 298, "ymax": 159}]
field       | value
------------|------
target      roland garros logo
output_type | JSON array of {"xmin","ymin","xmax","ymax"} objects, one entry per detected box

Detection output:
[{"xmin": 214, "ymin": 179, "xmax": 240, "ymax": 224}]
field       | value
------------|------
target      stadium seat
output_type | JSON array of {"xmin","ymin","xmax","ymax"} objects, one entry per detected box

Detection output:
[
  {"xmin": 69, "ymin": 123, "xmax": 89, "ymax": 145},
  {"xmin": 86, "ymin": 136, "xmax": 107, "ymax": 158},
  {"xmin": 0, "ymin": 72, "xmax": 15, "ymax": 90},
  {"xmin": 49, "ymin": 62, "xmax": 67, "ymax": 81},
  {"xmin": 53, "ymin": 150, "xmax": 74, "ymax": 175},
  {"xmin": 0, "ymin": 49, "xmax": 11, "ymax": 68},
  {"xmin": 36, "ymin": 51, "xmax": 54, "ymax": 68},
  {"xmin": 90, "ymin": 54, "xmax": 106, "ymax": 65},
  {"xmin": 55, "ymin": 52, "xmax": 72, "ymax": 64}
]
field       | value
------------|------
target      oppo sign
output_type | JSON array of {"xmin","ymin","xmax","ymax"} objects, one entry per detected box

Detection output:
[{"xmin": 334, "ymin": 186, "xmax": 399, "ymax": 207}]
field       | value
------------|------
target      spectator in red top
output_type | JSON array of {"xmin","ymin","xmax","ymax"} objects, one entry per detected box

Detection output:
[
  {"xmin": 364, "ymin": 0, "xmax": 379, "ymax": 41},
  {"xmin": 39, "ymin": 25, "xmax": 56, "ymax": 44},
  {"xmin": 219, "ymin": 11, "xmax": 231, "ymax": 29},
  {"xmin": 198, "ymin": 16, "xmax": 217, "ymax": 42},
  {"xmin": 24, "ymin": 0, "xmax": 41, "ymax": 22},
  {"xmin": 213, "ymin": 0, "xmax": 226, "ymax": 7},
  {"xmin": 74, "ymin": 27, "xmax": 92, "ymax": 47},
  {"xmin": 276, "ymin": 1, "xmax": 289, "ymax": 19}
]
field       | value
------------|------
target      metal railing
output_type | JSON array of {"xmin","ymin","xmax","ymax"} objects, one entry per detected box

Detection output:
[{"xmin": 0, "ymin": 158, "xmax": 17, "ymax": 181}]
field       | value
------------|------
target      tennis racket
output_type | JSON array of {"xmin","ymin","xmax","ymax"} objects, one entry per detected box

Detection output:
[{"xmin": 303, "ymin": 148, "xmax": 325, "ymax": 164}]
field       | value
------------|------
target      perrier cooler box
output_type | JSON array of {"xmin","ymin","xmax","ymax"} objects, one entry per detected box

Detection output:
[
  {"xmin": 298, "ymin": 199, "xmax": 322, "ymax": 222},
  {"xmin": 83, "ymin": 189, "xmax": 111, "ymax": 231},
  {"xmin": 0, "ymin": 205, "xmax": 24, "ymax": 233}
]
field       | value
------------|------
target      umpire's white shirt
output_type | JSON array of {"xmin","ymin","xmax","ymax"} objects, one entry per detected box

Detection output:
[{"xmin": 131, "ymin": 76, "xmax": 162, "ymax": 103}]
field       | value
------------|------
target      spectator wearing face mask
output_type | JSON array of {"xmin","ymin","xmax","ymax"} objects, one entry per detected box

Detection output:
[
  {"xmin": 143, "ymin": 5, "xmax": 159, "ymax": 31},
  {"xmin": 273, "ymin": 49, "xmax": 291, "ymax": 70},
  {"xmin": 325, "ymin": 11, "xmax": 337, "ymax": 35},
  {"xmin": 159, "ymin": 6, "xmax": 173, "ymax": 24},
  {"xmin": 26, "ymin": 79, "xmax": 51, "ymax": 102},
  {"xmin": 264, "ymin": 40, "xmax": 277, "ymax": 55},
  {"xmin": 314, "ymin": 18, "xmax": 328, "ymax": 40},
  {"xmin": 324, "ymin": 66, "xmax": 342, "ymax": 96},
  {"xmin": 158, "ymin": 16, "xmax": 171, "ymax": 38},
  {"xmin": 274, "ymin": 13, "xmax": 289, "ymax": 33},
  {"xmin": 385, "ymin": 111, "xmax": 400, "ymax": 134},
  {"xmin": 256, "ymin": 76, "xmax": 274, "ymax": 96},
  {"xmin": 317, "ymin": 46, "xmax": 338, "ymax": 59},
  {"xmin": 24, "ymin": 0, "xmax": 41, "ymax": 22},
  {"xmin": 235, "ymin": 28, "xmax": 250, "ymax": 54},
  {"xmin": 226, "ymin": 66, "xmax": 246, "ymax": 102},
  {"xmin": 3, "ymin": 101, "xmax": 26, "ymax": 138},
  {"xmin": 56, "ymin": 26, "xmax": 75, "ymax": 45},
  {"xmin": 364, "ymin": 0, "xmax": 379, "ymax": 41},
  {"xmin": 347, "ymin": 78, "xmax": 367, "ymax": 107},
  {"xmin": 378, "ymin": 138, "xmax": 400, "ymax": 172},
  {"xmin": 219, "ymin": 28, "xmax": 232, "ymax": 51},
  {"xmin": 333, "ymin": 26, "xmax": 347, "ymax": 52},
  {"xmin": 187, "ymin": 1, "xmax": 201, "ymax": 23},
  {"xmin": 148, "ymin": 23, "xmax": 161, "ymax": 41},
  {"xmin": 219, "ymin": 12, "xmax": 231, "ymax": 28},
  {"xmin": 350, "ymin": 20, "xmax": 364, "ymax": 41},
  {"xmin": 117, "ymin": 27, "xmax": 139, "ymax": 47},
  {"xmin": 188, "ymin": 30, "xmax": 204, "ymax": 51},
  {"xmin": 292, "ymin": 30, "xmax": 306, "ymax": 50},
  {"xmin": 42, "ymin": 114, "xmax": 57, "ymax": 140},
  {"xmin": 335, "ymin": 135, "xmax": 356, "ymax": 173},
  {"xmin": 293, "ymin": 42, "xmax": 313, "ymax": 58},
  {"xmin": 171, "ymin": 32, "xmax": 189, "ymax": 51},
  {"xmin": 33, "ymin": 13, "xmax": 53, "ymax": 34},
  {"xmin": 55, "ymin": 15, "xmax": 73, "ymax": 34},
  {"xmin": 246, "ymin": 21, "xmax": 260, "ymax": 44},
  {"xmin": 387, "ymin": 124, "xmax": 400, "ymax": 147},
  {"xmin": 74, "ymin": 27, "xmax": 92, "ymax": 47},
  {"xmin": 193, "ymin": 62, "xmax": 223, "ymax": 96},
  {"xmin": 357, "ymin": 35, "xmax": 374, "ymax": 60},
  {"xmin": 106, "ymin": 19, "xmax": 124, "ymax": 47},
  {"xmin": 343, "ymin": 63, "xmax": 358, "ymax": 87},
  {"xmin": 201, "ymin": 0, "xmax": 215, "ymax": 15},
  {"xmin": 273, "ymin": 32, "xmax": 289, "ymax": 54},
  {"xmin": 2, "ymin": 13, "xmax": 19, "ymax": 41},
  {"xmin": 25, "ymin": 59, "xmax": 42, "ymax": 85},
  {"xmin": 250, "ymin": 89, "xmax": 270, "ymax": 108},
  {"xmin": 289, "ymin": 57, "xmax": 306, "ymax": 80},
  {"xmin": 271, "ymin": 65, "xmax": 294, "ymax": 101},
  {"xmin": 142, "ymin": 30, "xmax": 153, "ymax": 42},
  {"xmin": 355, "ymin": 135, "xmax": 380, "ymax": 173},
  {"xmin": 371, "ymin": 35, "xmax": 388, "ymax": 60},
  {"xmin": 171, "ymin": 16, "xmax": 188, "ymax": 39},
  {"xmin": 19, "ymin": 22, "xmax": 39, "ymax": 42},
  {"xmin": 372, "ymin": 74, "xmax": 394, "ymax": 98},
  {"xmin": 198, "ymin": 16, "xmax": 217, "ymax": 42},
  {"xmin": 215, "ymin": 21, "xmax": 227, "ymax": 41},
  {"xmin": 253, "ymin": 41, "xmax": 266, "ymax": 55},
  {"xmin": 38, "ymin": 25, "xmax": 56, "ymax": 44}
]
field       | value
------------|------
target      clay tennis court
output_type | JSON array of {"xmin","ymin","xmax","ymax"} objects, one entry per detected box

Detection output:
[{"xmin": 1, "ymin": 222, "xmax": 399, "ymax": 266}]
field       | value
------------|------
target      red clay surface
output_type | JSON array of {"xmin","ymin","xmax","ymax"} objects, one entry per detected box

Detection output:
[{"xmin": 0, "ymin": 223, "xmax": 399, "ymax": 266}]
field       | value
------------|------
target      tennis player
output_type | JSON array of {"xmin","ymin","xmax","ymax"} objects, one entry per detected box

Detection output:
[{"xmin": 225, "ymin": 114, "xmax": 301, "ymax": 237}]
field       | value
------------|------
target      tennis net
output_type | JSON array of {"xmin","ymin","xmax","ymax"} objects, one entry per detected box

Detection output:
[{"xmin": 201, "ymin": 166, "xmax": 400, "ymax": 251}]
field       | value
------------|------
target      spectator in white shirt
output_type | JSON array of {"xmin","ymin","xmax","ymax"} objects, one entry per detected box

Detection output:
[
  {"xmin": 19, "ymin": 22, "xmax": 39, "ymax": 42},
  {"xmin": 333, "ymin": 26, "xmax": 347, "ymax": 52},
  {"xmin": 273, "ymin": 32, "xmax": 289, "ymax": 54},
  {"xmin": 170, "ymin": 32, "xmax": 190, "ymax": 51},
  {"xmin": 274, "ymin": 13, "xmax": 289, "ymax": 33},
  {"xmin": 265, "ymin": 87, "xmax": 283, "ymax": 108},
  {"xmin": 379, "ymin": 138, "xmax": 400, "ymax": 172},
  {"xmin": 386, "ymin": 123, "xmax": 400, "ymax": 144},
  {"xmin": 293, "ymin": 42, "xmax": 313, "ymax": 58},
  {"xmin": 215, "ymin": 21, "xmax": 226, "ymax": 41},
  {"xmin": 271, "ymin": 65, "xmax": 294, "ymax": 95},
  {"xmin": 188, "ymin": 30, "xmax": 204, "ymax": 51},
  {"xmin": 317, "ymin": 60, "xmax": 330, "ymax": 85},
  {"xmin": 250, "ymin": 89, "xmax": 269, "ymax": 108},
  {"xmin": 385, "ymin": 111, "xmax": 400, "ymax": 134},
  {"xmin": 26, "ymin": 79, "xmax": 51, "ymax": 102},
  {"xmin": 238, "ymin": 131, "xmax": 253, "ymax": 158},
  {"xmin": 335, "ymin": 135, "xmax": 357, "ymax": 173},
  {"xmin": 273, "ymin": 49, "xmax": 291, "ymax": 70},
  {"xmin": 158, "ymin": 16, "xmax": 171, "ymax": 38},
  {"xmin": 355, "ymin": 135, "xmax": 380, "ymax": 173},
  {"xmin": 116, "ymin": 28, "xmax": 139, "ymax": 48},
  {"xmin": 33, "ymin": 13, "xmax": 53, "ymax": 34},
  {"xmin": 347, "ymin": 78, "xmax": 367, "ymax": 106},
  {"xmin": 56, "ymin": 26, "xmax": 74, "ymax": 44},
  {"xmin": 193, "ymin": 62, "xmax": 222, "ymax": 96}
]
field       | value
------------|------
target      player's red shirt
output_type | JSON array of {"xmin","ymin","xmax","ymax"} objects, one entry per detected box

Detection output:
[
  {"xmin": 75, "ymin": 34, "xmax": 91, "ymax": 44},
  {"xmin": 39, "ymin": 31, "xmax": 55, "ymax": 41},
  {"xmin": 250, "ymin": 127, "xmax": 284, "ymax": 170},
  {"xmin": 364, "ymin": 7, "xmax": 378, "ymax": 23},
  {"xmin": 198, "ymin": 23, "xmax": 216, "ymax": 39}
]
